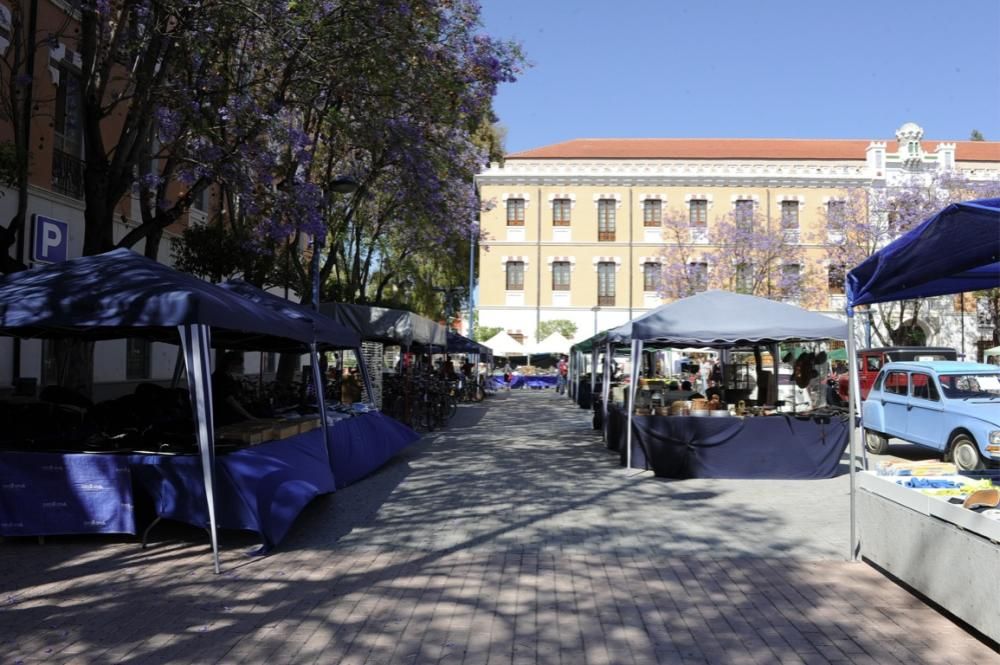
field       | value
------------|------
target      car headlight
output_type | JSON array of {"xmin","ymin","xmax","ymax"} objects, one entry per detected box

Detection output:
[{"xmin": 991, "ymin": 431, "xmax": 1000, "ymax": 445}]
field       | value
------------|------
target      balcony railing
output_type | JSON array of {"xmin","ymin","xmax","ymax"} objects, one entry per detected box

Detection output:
[
  {"xmin": 598, "ymin": 231, "xmax": 616, "ymax": 241},
  {"xmin": 52, "ymin": 149, "xmax": 85, "ymax": 199},
  {"xmin": 598, "ymin": 295, "xmax": 615, "ymax": 306}
]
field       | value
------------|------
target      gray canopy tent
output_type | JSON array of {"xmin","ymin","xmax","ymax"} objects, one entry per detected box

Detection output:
[
  {"xmin": 622, "ymin": 290, "xmax": 848, "ymax": 468},
  {"xmin": 318, "ymin": 302, "xmax": 446, "ymax": 350}
]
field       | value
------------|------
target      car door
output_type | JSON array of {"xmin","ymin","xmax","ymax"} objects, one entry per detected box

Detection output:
[
  {"xmin": 878, "ymin": 370, "xmax": 910, "ymax": 439},
  {"xmin": 905, "ymin": 372, "xmax": 944, "ymax": 449}
]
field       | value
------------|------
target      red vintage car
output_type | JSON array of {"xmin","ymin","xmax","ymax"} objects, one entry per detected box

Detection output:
[{"xmin": 837, "ymin": 347, "xmax": 957, "ymax": 402}]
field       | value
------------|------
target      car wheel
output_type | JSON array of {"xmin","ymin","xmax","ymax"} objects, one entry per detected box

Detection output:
[
  {"xmin": 864, "ymin": 429, "xmax": 890, "ymax": 455},
  {"xmin": 950, "ymin": 434, "xmax": 984, "ymax": 471}
]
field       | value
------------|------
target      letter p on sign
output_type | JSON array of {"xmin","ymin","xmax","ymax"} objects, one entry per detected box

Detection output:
[{"xmin": 32, "ymin": 215, "xmax": 69, "ymax": 264}]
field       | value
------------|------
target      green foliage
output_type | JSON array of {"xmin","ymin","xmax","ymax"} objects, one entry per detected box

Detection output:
[
  {"xmin": 475, "ymin": 326, "xmax": 503, "ymax": 342},
  {"xmin": 172, "ymin": 222, "xmax": 285, "ymax": 286},
  {"xmin": 536, "ymin": 319, "xmax": 577, "ymax": 341},
  {"xmin": 970, "ymin": 129, "xmax": 986, "ymax": 141}
]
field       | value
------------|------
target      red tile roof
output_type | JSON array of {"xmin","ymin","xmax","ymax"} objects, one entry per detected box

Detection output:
[{"xmin": 508, "ymin": 138, "xmax": 1000, "ymax": 162}]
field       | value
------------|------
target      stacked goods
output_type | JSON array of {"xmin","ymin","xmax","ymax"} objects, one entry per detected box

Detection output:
[{"xmin": 875, "ymin": 460, "xmax": 958, "ymax": 476}]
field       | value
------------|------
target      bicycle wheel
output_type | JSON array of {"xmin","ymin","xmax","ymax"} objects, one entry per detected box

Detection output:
[{"xmin": 447, "ymin": 395, "xmax": 458, "ymax": 420}]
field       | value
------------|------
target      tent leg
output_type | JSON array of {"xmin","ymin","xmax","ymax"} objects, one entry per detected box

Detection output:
[
  {"xmin": 625, "ymin": 339, "xmax": 641, "ymax": 474},
  {"xmin": 179, "ymin": 324, "xmax": 221, "ymax": 574},
  {"xmin": 847, "ymin": 310, "xmax": 859, "ymax": 562},
  {"xmin": 311, "ymin": 343, "xmax": 333, "ymax": 473},
  {"xmin": 602, "ymin": 341, "xmax": 612, "ymax": 442}
]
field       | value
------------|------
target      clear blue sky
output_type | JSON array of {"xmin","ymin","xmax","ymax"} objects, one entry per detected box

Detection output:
[{"xmin": 479, "ymin": 0, "xmax": 1000, "ymax": 154}]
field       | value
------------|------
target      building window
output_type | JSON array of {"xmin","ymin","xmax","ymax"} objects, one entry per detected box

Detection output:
[
  {"xmin": 506, "ymin": 198, "xmax": 525, "ymax": 226},
  {"xmin": 735, "ymin": 263, "xmax": 753, "ymax": 294},
  {"xmin": 126, "ymin": 338, "xmax": 151, "ymax": 380},
  {"xmin": 597, "ymin": 262, "xmax": 616, "ymax": 305},
  {"xmin": 506, "ymin": 261, "xmax": 524, "ymax": 290},
  {"xmin": 828, "ymin": 264, "xmax": 845, "ymax": 294},
  {"xmin": 264, "ymin": 352, "xmax": 278, "ymax": 374},
  {"xmin": 689, "ymin": 199, "xmax": 707, "ymax": 227},
  {"xmin": 598, "ymin": 199, "xmax": 616, "ymax": 241},
  {"xmin": 781, "ymin": 263, "xmax": 802, "ymax": 299},
  {"xmin": 734, "ymin": 200, "xmax": 753, "ymax": 230},
  {"xmin": 52, "ymin": 64, "xmax": 85, "ymax": 199},
  {"xmin": 643, "ymin": 199, "xmax": 662, "ymax": 227},
  {"xmin": 826, "ymin": 200, "xmax": 846, "ymax": 232},
  {"xmin": 687, "ymin": 262, "xmax": 708, "ymax": 293},
  {"xmin": 781, "ymin": 201, "xmax": 799, "ymax": 229},
  {"xmin": 643, "ymin": 262, "xmax": 660, "ymax": 292},
  {"xmin": 552, "ymin": 261, "xmax": 571, "ymax": 291},
  {"xmin": 192, "ymin": 185, "xmax": 207, "ymax": 212},
  {"xmin": 908, "ymin": 141, "xmax": 920, "ymax": 157},
  {"xmin": 552, "ymin": 198, "xmax": 571, "ymax": 226}
]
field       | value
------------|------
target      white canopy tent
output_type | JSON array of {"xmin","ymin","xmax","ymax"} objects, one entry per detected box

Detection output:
[
  {"xmin": 481, "ymin": 330, "xmax": 526, "ymax": 357},
  {"xmin": 530, "ymin": 332, "xmax": 571, "ymax": 356}
]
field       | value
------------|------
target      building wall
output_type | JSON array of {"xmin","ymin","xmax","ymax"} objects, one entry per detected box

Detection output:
[
  {"xmin": 476, "ymin": 127, "xmax": 1000, "ymax": 349},
  {"xmin": 0, "ymin": 0, "xmax": 218, "ymax": 394}
]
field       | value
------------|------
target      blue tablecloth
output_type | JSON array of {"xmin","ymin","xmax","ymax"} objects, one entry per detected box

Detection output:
[
  {"xmin": 129, "ymin": 429, "xmax": 336, "ymax": 552},
  {"xmin": 327, "ymin": 412, "xmax": 420, "ymax": 489},
  {"xmin": 0, "ymin": 451, "xmax": 135, "ymax": 537},
  {"xmin": 491, "ymin": 375, "xmax": 559, "ymax": 390},
  {"xmin": 608, "ymin": 404, "xmax": 849, "ymax": 479}
]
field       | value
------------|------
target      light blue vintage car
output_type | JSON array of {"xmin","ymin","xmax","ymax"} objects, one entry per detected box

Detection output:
[{"xmin": 862, "ymin": 361, "xmax": 1000, "ymax": 470}]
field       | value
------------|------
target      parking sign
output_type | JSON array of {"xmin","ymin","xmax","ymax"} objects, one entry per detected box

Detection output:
[{"xmin": 32, "ymin": 215, "xmax": 69, "ymax": 264}]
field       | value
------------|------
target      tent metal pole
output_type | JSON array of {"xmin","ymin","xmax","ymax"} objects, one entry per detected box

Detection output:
[
  {"xmin": 846, "ymin": 307, "xmax": 859, "ymax": 562},
  {"xmin": 626, "ymin": 339, "xmax": 641, "ymax": 471},
  {"xmin": 310, "ymin": 342, "xmax": 332, "ymax": 470},
  {"xmin": 602, "ymin": 341, "xmax": 612, "ymax": 442},
  {"xmin": 170, "ymin": 346, "xmax": 185, "ymax": 389},
  {"xmin": 590, "ymin": 347, "xmax": 597, "ymax": 403},
  {"xmin": 179, "ymin": 324, "xmax": 221, "ymax": 574}
]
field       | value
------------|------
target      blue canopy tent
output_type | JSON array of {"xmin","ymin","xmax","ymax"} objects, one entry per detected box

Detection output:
[
  {"xmin": 844, "ymin": 197, "xmax": 1000, "ymax": 559},
  {"xmin": 0, "ymin": 249, "xmax": 324, "ymax": 572}
]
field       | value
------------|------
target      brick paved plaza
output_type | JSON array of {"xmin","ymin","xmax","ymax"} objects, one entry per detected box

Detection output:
[{"xmin": 1, "ymin": 391, "xmax": 996, "ymax": 664}]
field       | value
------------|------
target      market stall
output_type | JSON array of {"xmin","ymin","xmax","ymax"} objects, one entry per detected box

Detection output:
[
  {"xmin": 0, "ymin": 249, "xmax": 331, "ymax": 571},
  {"xmin": 845, "ymin": 197, "xmax": 1000, "ymax": 641},
  {"xmin": 222, "ymin": 282, "xmax": 418, "ymax": 491},
  {"xmin": 620, "ymin": 290, "xmax": 849, "ymax": 479}
]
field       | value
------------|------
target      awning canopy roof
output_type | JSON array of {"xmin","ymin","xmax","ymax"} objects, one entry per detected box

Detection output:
[
  {"xmin": 847, "ymin": 198, "xmax": 1000, "ymax": 307},
  {"xmin": 631, "ymin": 290, "xmax": 847, "ymax": 346},
  {"xmin": 318, "ymin": 302, "xmax": 446, "ymax": 348},
  {"xmin": 220, "ymin": 280, "xmax": 360, "ymax": 349},
  {"xmin": 530, "ymin": 332, "xmax": 570, "ymax": 356},
  {"xmin": 0, "ymin": 249, "xmax": 316, "ymax": 350},
  {"xmin": 446, "ymin": 330, "xmax": 492, "ymax": 355},
  {"xmin": 481, "ymin": 330, "xmax": 525, "ymax": 356}
]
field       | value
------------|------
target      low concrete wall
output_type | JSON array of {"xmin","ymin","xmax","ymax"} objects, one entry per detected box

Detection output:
[{"xmin": 858, "ymin": 489, "xmax": 1000, "ymax": 643}]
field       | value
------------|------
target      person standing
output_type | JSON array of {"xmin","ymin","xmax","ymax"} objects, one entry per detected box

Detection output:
[{"xmin": 556, "ymin": 355, "xmax": 568, "ymax": 394}]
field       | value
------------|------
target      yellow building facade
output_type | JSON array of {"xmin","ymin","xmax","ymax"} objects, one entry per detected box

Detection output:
[{"xmin": 474, "ymin": 123, "xmax": 1000, "ymax": 351}]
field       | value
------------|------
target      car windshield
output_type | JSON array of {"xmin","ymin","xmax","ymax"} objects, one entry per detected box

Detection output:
[{"xmin": 938, "ymin": 373, "xmax": 1000, "ymax": 399}]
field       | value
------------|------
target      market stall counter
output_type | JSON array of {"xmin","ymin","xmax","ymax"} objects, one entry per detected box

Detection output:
[
  {"xmin": 0, "ymin": 451, "xmax": 136, "ymax": 537},
  {"xmin": 129, "ymin": 427, "xmax": 336, "ymax": 552},
  {"xmin": 326, "ymin": 411, "xmax": 420, "ymax": 489},
  {"xmin": 608, "ymin": 403, "xmax": 849, "ymax": 480}
]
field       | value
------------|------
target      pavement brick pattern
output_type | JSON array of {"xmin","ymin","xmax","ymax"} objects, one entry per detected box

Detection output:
[{"xmin": 0, "ymin": 391, "xmax": 996, "ymax": 664}]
